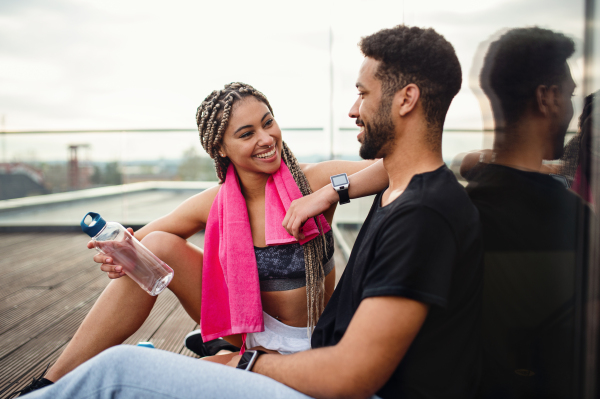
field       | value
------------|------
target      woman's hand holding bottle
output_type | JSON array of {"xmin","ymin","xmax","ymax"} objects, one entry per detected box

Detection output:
[{"xmin": 87, "ymin": 227, "xmax": 135, "ymax": 279}]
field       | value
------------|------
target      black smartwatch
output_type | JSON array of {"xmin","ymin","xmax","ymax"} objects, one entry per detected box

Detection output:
[
  {"xmin": 330, "ymin": 173, "xmax": 350, "ymax": 205},
  {"xmin": 236, "ymin": 350, "xmax": 266, "ymax": 371}
]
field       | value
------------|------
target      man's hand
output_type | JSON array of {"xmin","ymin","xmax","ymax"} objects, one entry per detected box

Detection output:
[{"xmin": 283, "ymin": 186, "xmax": 337, "ymax": 240}]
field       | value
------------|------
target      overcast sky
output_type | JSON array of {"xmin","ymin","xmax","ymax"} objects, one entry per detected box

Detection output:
[{"xmin": 0, "ymin": 0, "xmax": 589, "ymax": 133}]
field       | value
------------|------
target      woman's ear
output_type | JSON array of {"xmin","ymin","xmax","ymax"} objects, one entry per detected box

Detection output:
[{"xmin": 396, "ymin": 84, "xmax": 421, "ymax": 117}]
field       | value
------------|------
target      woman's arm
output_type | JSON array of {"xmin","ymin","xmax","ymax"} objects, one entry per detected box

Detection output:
[
  {"xmin": 286, "ymin": 160, "xmax": 388, "ymax": 239},
  {"xmin": 90, "ymin": 184, "xmax": 220, "ymax": 279},
  {"xmin": 133, "ymin": 184, "xmax": 220, "ymax": 241}
]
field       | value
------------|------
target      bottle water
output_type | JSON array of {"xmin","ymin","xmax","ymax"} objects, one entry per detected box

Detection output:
[{"xmin": 81, "ymin": 212, "xmax": 174, "ymax": 296}]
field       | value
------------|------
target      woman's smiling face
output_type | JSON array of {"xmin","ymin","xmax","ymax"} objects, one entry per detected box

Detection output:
[{"xmin": 220, "ymin": 96, "xmax": 283, "ymax": 176}]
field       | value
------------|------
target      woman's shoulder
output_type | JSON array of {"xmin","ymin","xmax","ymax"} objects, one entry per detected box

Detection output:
[
  {"xmin": 299, "ymin": 163, "xmax": 322, "ymax": 192},
  {"xmin": 177, "ymin": 183, "xmax": 222, "ymax": 224},
  {"xmin": 190, "ymin": 183, "xmax": 221, "ymax": 204}
]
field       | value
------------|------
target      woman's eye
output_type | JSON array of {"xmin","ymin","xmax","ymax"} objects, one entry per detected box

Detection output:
[
  {"xmin": 240, "ymin": 131, "xmax": 253, "ymax": 138},
  {"xmin": 264, "ymin": 119, "xmax": 274, "ymax": 127}
]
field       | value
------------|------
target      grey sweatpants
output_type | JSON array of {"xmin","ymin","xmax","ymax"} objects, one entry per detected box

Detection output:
[{"xmin": 25, "ymin": 345, "xmax": 312, "ymax": 399}]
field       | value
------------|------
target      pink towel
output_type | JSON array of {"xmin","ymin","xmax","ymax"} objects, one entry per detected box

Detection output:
[
  {"xmin": 200, "ymin": 161, "xmax": 330, "ymax": 349},
  {"xmin": 265, "ymin": 162, "xmax": 330, "ymax": 245}
]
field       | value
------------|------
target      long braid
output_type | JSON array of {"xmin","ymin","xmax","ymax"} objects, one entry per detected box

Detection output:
[
  {"xmin": 281, "ymin": 141, "xmax": 327, "ymax": 333},
  {"xmin": 196, "ymin": 82, "xmax": 327, "ymax": 333}
]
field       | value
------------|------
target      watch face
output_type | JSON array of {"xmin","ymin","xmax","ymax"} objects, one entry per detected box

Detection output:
[{"xmin": 331, "ymin": 174, "xmax": 349, "ymax": 187}]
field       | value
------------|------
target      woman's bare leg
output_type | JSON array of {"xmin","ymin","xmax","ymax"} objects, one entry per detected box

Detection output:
[{"xmin": 45, "ymin": 232, "xmax": 203, "ymax": 381}]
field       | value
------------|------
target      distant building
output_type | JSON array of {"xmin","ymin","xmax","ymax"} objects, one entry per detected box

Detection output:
[{"xmin": 0, "ymin": 163, "xmax": 48, "ymax": 200}]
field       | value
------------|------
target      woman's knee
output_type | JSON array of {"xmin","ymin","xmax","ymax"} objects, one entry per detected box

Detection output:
[{"xmin": 140, "ymin": 231, "xmax": 196, "ymax": 262}]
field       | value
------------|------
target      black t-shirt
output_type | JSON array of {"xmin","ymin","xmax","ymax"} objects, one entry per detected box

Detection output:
[
  {"xmin": 466, "ymin": 163, "xmax": 584, "ymax": 398},
  {"xmin": 312, "ymin": 166, "xmax": 484, "ymax": 399}
]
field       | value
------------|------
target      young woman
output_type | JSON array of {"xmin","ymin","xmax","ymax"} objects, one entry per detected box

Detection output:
[{"xmin": 29, "ymin": 82, "xmax": 376, "ymax": 390}]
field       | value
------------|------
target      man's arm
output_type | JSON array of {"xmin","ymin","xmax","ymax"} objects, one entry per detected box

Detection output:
[
  {"xmin": 252, "ymin": 296, "xmax": 428, "ymax": 399},
  {"xmin": 283, "ymin": 160, "xmax": 388, "ymax": 239}
]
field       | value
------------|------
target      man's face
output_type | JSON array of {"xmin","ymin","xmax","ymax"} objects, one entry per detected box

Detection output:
[
  {"xmin": 349, "ymin": 57, "xmax": 396, "ymax": 160},
  {"xmin": 550, "ymin": 63, "xmax": 576, "ymax": 159}
]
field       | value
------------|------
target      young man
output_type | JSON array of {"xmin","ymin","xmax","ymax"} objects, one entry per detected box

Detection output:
[
  {"xmin": 292, "ymin": 27, "xmax": 585, "ymax": 398},
  {"xmin": 23, "ymin": 25, "xmax": 483, "ymax": 399}
]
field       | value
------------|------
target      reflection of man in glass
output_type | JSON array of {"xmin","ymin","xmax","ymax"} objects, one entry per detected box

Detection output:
[{"xmin": 465, "ymin": 27, "xmax": 583, "ymax": 398}]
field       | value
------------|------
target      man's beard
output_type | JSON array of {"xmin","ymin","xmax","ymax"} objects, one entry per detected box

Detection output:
[{"xmin": 359, "ymin": 97, "xmax": 396, "ymax": 160}]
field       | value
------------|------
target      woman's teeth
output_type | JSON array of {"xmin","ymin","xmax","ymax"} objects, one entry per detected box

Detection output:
[{"xmin": 254, "ymin": 147, "xmax": 276, "ymax": 159}]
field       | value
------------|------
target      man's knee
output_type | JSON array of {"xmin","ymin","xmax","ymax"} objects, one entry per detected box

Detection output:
[{"xmin": 94, "ymin": 345, "xmax": 140, "ymax": 370}]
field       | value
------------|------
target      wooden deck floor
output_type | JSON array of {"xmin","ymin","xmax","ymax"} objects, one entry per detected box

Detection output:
[{"xmin": 0, "ymin": 232, "xmax": 347, "ymax": 398}]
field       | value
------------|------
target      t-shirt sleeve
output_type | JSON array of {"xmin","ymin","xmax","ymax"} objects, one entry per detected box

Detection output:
[{"xmin": 362, "ymin": 206, "xmax": 457, "ymax": 308}]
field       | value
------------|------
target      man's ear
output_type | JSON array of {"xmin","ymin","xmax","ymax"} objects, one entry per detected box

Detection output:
[
  {"xmin": 395, "ymin": 84, "xmax": 421, "ymax": 117},
  {"xmin": 535, "ymin": 85, "xmax": 560, "ymax": 117}
]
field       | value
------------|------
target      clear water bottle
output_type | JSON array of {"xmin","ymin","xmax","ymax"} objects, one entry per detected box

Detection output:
[{"xmin": 81, "ymin": 212, "xmax": 174, "ymax": 296}]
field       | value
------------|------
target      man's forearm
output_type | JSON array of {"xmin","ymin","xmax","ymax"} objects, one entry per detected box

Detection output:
[
  {"xmin": 245, "ymin": 297, "xmax": 427, "ymax": 399},
  {"xmin": 252, "ymin": 346, "xmax": 368, "ymax": 399},
  {"xmin": 348, "ymin": 159, "xmax": 388, "ymax": 199},
  {"xmin": 318, "ymin": 159, "xmax": 388, "ymax": 205}
]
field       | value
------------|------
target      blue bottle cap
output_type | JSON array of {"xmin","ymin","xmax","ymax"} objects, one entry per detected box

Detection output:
[
  {"xmin": 137, "ymin": 341, "xmax": 155, "ymax": 349},
  {"xmin": 81, "ymin": 212, "xmax": 107, "ymax": 237}
]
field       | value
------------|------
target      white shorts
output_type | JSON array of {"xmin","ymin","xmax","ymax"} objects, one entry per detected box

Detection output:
[{"xmin": 245, "ymin": 312, "xmax": 311, "ymax": 355}]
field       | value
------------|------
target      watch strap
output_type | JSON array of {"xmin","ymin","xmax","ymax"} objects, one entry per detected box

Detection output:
[
  {"xmin": 236, "ymin": 350, "xmax": 266, "ymax": 371},
  {"xmin": 337, "ymin": 188, "xmax": 350, "ymax": 205}
]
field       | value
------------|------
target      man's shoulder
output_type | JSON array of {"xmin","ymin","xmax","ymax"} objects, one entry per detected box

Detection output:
[
  {"xmin": 372, "ymin": 166, "xmax": 479, "ymax": 246},
  {"xmin": 416, "ymin": 166, "xmax": 480, "ymax": 230}
]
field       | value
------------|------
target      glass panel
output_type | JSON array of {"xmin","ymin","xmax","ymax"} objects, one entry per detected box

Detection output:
[{"xmin": 583, "ymin": 0, "xmax": 600, "ymax": 396}]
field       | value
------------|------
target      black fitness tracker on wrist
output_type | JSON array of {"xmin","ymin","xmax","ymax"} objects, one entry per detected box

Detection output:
[
  {"xmin": 330, "ymin": 173, "xmax": 350, "ymax": 205},
  {"xmin": 236, "ymin": 350, "xmax": 266, "ymax": 371}
]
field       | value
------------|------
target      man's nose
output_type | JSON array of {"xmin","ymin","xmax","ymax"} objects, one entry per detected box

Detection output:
[{"xmin": 349, "ymin": 97, "xmax": 361, "ymax": 119}]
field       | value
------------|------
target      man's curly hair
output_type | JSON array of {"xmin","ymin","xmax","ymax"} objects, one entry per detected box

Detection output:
[
  {"xmin": 480, "ymin": 27, "xmax": 575, "ymax": 127},
  {"xmin": 359, "ymin": 25, "xmax": 462, "ymax": 133}
]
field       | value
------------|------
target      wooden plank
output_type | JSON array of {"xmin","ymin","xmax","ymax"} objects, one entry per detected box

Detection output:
[
  {"xmin": 0, "ymin": 233, "xmax": 77, "ymax": 274},
  {"xmin": 0, "ymin": 288, "xmax": 48, "ymax": 314},
  {"xmin": 0, "ymin": 342, "xmax": 68, "ymax": 399},
  {"xmin": 0, "ymin": 248, "xmax": 92, "ymax": 302},
  {"xmin": 0, "ymin": 233, "xmax": 36, "ymax": 249},
  {"xmin": 178, "ymin": 323, "xmax": 200, "ymax": 357},
  {"xmin": 0, "ymin": 265, "xmax": 102, "ymax": 334},
  {"xmin": 0, "ymin": 238, "xmax": 90, "ymax": 293},
  {"xmin": 0, "ymin": 234, "xmax": 88, "ymax": 278},
  {"xmin": 0, "ymin": 233, "xmax": 57, "ymax": 249},
  {"xmin": 148, "ymin": 302, "xmax": 197, "ymax": 353},
  {"xmin": 0, "ymin": 275, "xmax": 106, "ymax": 360},
  {"xmin": 0, "ymin": 293, "xmax": 100, "ymax": 391}
]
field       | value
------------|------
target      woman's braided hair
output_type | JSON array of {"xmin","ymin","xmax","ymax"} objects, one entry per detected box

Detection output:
[{"xmin": 196, "ymin": 82, "xmax": 327, "ymax": 333}]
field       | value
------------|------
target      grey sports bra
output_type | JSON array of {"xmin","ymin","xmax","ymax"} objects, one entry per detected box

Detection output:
[{"xmin": 255, "ymin": 230, "xmax": 335, "ymax": 292}]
